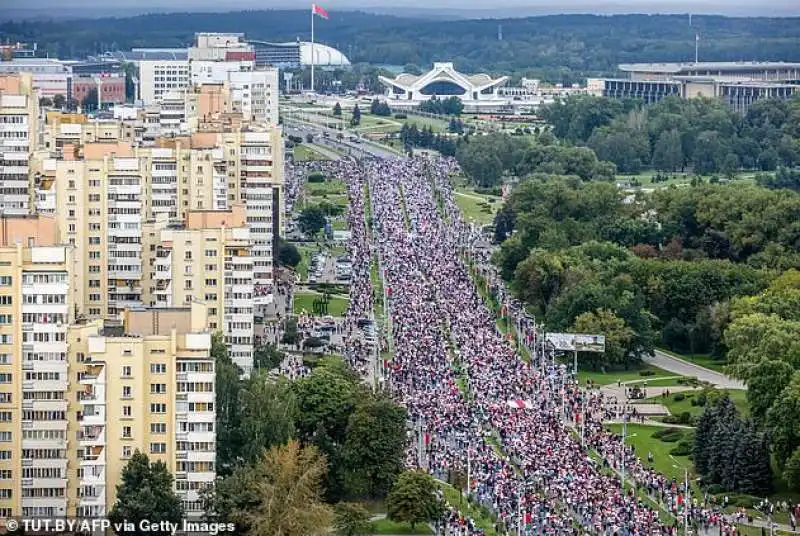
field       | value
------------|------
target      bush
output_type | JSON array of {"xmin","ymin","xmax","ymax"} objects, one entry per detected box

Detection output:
[
  {"xmin": 677, "ymin": 412, "xmax": 693, "ymax": 425},
  {"xmin": 653, "ymin": 429, "xmax": 684, "ymax": 443},
  {"xmin": 639, "ymin": 370, "xmax": 655, "ymax": 377},
  {"xmin": 308, "ymin": 172, "xmax": 325, "ymax": 183},
  {"xmin": 662, "ymin": 415, "xmax": 679, "ymax": 424},
  {"xmin": 673, "ymin": 393, "xmax": 686, "ymax": 401},
  {"xmin": 669, "ymin": 440, "xmax": 693, "ymax": 456},
  {"xmin": 706, "ymin": 484, "xmax": 725, "ymax": 495},
  {"xmin": 394, "ymin": 114, "xmax": 407, "ymax": 119},
  {"xmin": 690, "ymin": 391, "xmax": 708, "ymax": 407}
]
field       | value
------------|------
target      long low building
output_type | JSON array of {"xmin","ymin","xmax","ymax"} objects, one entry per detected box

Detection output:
[{"xmin": 590, "ymin": 61, "xmax": 799, "ymax": 113}]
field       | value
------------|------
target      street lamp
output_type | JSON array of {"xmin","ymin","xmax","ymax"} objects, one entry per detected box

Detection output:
[
  {"xmin": 620, "ymin": 417, "xmax": 637, "ymax": 490},
  {"xmin": 671, "ymin": 455, "xmax": 690, "ymax": 535}
]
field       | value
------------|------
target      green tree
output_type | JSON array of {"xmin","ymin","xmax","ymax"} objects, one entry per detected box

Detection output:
[
  {"xmin": 745, "ymin": 359, "xmax": 795, "ymax": 422},
  {"xmin": 571, "ymin": 308, "xmax": 634, "ymax": 370},
  {"xmin": 253, "ymin": 343, "xmax": 285, "ymax": 371},
  {"xmin": 202, "ymin": 463, "xmax": 261, "ymax": 535},
  {"xmin": 386, "ymin": 471, "xmax": 445, "ymax": 530},
  {"xmin": 214, "ymin": 331, "xmax": 243, "ymax": 474},
  {"xmin": 343, "ymin": 394, "xmax": 407, "ymax": 498},
  {"xmin": 784, "ymin": 448, "xmax": 800, "ymax": 492},
  {"xmin": 333, "ymin": 102, "xmax": 342, "ymax": 117},
  {"xmin": 298, "ymin": 205, "xmax": 327, "ymax": 236},
  {"xmin": 652, "ymin": 129, "xmax": 683, "ymax": 172},
  {"xmin": 234, "ymin": 441, "xmax": 333, "ymax": 536},
  {"xmin": 39, "ymin": 96, "xmax": 53, "ymax": 108},
  {"xmin": 108, "ymin": 451, "xmax": 183, "ymax": 536},
  {"xmin": 277, "ymin": 238, "xmax": 302, "ymax": 268},
  {"xmin": 766, "ymin": 371, "xmax": 800, "ymax": 468},
  {"xmin": 81, "ymin": 87, "xmax": 99, "ymax": 111},
  {"xmin": 52, "ymin": 93, "xmax": 66, "ymax": 109},
  {"xmin": 333, "ymin": 502, "xmax": 371, "ymax": 536},
  {"xmin": 237, "ymin": 373, "xmax": 297, "ymax": 463},
  {"xmin": 350, "ymin": 104, "xmax": 361, "ymax": 127}
]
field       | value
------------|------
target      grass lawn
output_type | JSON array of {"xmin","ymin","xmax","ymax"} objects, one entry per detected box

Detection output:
[
  {"xmin": 293, "ymin": 292, "xmax": 350, "ymax": 317},
  {"xmin": 620, "ymin": 171, "xmax": 758, "ymax": 190},
  {"xmin": 332, "ymin": 219, "xmax": 348, "ymax": 230},
  {"xmin": 294, "ymin": 243, "xmax": 320, "ymax": 282},
  {"xmin": 576, "ymin": 362, "xmax": 676, "ymax": 386},
  {"xmin": 605, "ymin": 423, "xmax": 694, "ymax": 484},
  {"xmin": 307, "ymin": 179, "xmax": 346, "ymax": 196},
  {"xmin": 293, "ymin": 144, "xmax": 330, "ymax": 162},
  {"xmin": 648, "ymin": 389, "xmax": 749, "ymax": 419},
  {"xmin": 370, "ymin": 518, "xmax": 432, "ymax": 535},
  {"xmin": 453, "ymin": 191, "xmax": 500, "ymax": 225},
  {"xmin": 656, "ymin": 347, "xmax": 728, "ymax": 373}
]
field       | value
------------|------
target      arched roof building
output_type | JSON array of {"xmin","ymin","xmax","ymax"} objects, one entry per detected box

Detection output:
[{"xmin": 379, "ymin": 62, "xmax": 508, "ymax": 103}]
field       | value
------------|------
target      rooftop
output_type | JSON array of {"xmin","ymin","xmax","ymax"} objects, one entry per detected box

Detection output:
[{"xmin": 619, "ymin": 61, "xmax": 800, "ymax": 73}]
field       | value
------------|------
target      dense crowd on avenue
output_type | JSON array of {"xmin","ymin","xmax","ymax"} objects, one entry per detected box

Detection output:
[{"xmin": 312, "ymin": 155, "xmax": 743, "ymax": 535}]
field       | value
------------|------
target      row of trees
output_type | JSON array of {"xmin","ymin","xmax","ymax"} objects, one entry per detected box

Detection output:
[
  {"xmin": 418, "ymin": 96, "xmax": 464, "ymax": 116},
  {"xmin": 456, "ymin": 133, "xmax": 615, "ymax": 187},
  {"xmin": 370, "ymin": 99, "xmax": 392, "ymax": 116},
  {"xmin": 542, "ymin": 95, "xmax": 800, "ymax": 174},
  {"xmin": 399, "ymin": 124, "xmax": 457, "ymax": 157},
  {"xmin": 693, "ymin": 395, "xmax": 772, "ymax": 495}
]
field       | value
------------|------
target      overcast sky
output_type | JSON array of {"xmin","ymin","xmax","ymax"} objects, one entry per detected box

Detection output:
[{"xmin": 3, "ymin": 0, "xmax": 799, "ymax": 17}]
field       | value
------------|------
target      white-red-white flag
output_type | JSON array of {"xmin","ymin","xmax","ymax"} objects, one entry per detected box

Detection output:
[{"xmin": 312, "ymin": 4, "xmax": 329, "ymax": 19}]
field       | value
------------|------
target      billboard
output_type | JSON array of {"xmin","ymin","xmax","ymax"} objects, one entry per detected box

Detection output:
[{"xmin": 546, "ymin": 333, "xmax": 606, "ymax": 353}]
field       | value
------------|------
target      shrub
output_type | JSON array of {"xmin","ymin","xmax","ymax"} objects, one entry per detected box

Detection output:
[
  {"xmin": 639, "ymin": 370, "xmax": 655, "ymax": 377},
  {"xmin": 673, "ymin": 393, "xmax": 686, "ymax": 401},
  {"xmin": 669, "ymin": 440, "xmax": 693, "ymax": 456},
  {"xmin": 691, "ymin": 391, "xmax": 708, "ymax": 407},
  {"xmin": 662, "ymin": 415, "xmax": 679, "ymax": 424},
  {"xmin": 394, "ymin": 114, "xmax": 407, "ymax": 119},
  {"xmin": 653, "ymin": 429, "xmax": 684, "ymax": 443},
  {"xmin": 677, "ymin": 412, "xmax": 693, "ymax": 425},
  {"xmin": 308, "ymin": 172, "xmax": 325, "ymax": 183}
]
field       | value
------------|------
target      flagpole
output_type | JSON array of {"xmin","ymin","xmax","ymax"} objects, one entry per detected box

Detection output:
[{"xmin": 311, "ymin": 5, "xmax": 315, "ymax": 93}]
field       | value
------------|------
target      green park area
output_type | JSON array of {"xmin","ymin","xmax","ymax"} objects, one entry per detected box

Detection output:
[
  {"xmin": 604, "ymin": 423, "xmax": 693, "ymax": 484},
  {"xmin": 648, "ymin": 389, "xmax": 749, "ymax": 420},
  {"xmin": 575, "ymin": 361, "xmax": 673, "ymax": 386},
  {"xmin": 370, "ymin": 518, "xmax": 432, "ymax": 535},
  {"xmin": 307, "ymin": 178, "xmax": 346, "ymax": 196},
  {"xmin": 453, "ymin": 188, "xmax": 501, "ymax": 225},
  {"xmin": 293, "ymin": 291, "xmax": 350, "ymax": 317}
]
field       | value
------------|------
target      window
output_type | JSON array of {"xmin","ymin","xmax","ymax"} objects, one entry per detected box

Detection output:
[
  {"xmin": 150, "ymin": 403, "xmax": 167, "ymax": 414},
  {"xmin": 121, "ymin": 366, "xmax": 131, "ymax": 378},
  {"xmin": 150, "ymin": 443, "xmax": 166, "ymax": 454},
  {"xmin": 0, "ymin": 432, "xmax": 12, "ymax": 442},
  {"xmin": 204, "ymin": 249, "xmax": 217, "ymax": 257},
  {"xmin": 0, "ymin": 296, "xmax": 11, "ymax": 305},
  {"xmin": 122, "ymin": 406, "xmax": 131, "ymax": 417},
  {"xmin": 150, "ymin": 363, "xmax": 166, "ymax": 374},
  {"xmin": 122, "ymin": 386, "xmax": 132, "ymax": 399},
  {"xmin": 150, "ymin": 423, "xmax": 167, "ymax": 434},
  {"xmin": 0, "ymin": 374, "xmax": 11, "ymax": 384},
  {"xmin": 122, "ymin": 426, "xmax": 131, "ymax": 438},
  {"xmin": 205, "ymin": 279, "xmax": 217, "ymax": 287},
  {"xmin": 0, "ymin": 315, "xmax": 11, "ymax": 325},
  {"xmin": 150, "ymin": 384, "xmax": 166, "ymax": 394},
  {"xmin": 0, "ymin": 277, "xmax": 10, "ymax": 286},
  {"xmin": 122, "ymin": 446, "xmax": 132, "ymax": 458}
]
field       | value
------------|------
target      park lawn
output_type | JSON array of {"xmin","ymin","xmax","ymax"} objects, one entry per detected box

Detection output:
[
  {"xmin": 605, "ymin": 423, "xmax": 694, "ymax": 484},
  {"xmin": 293, "ymin": 144, "xmax": 329, "ymax": 162},
  {"xmin": 312, "ymin": 194, "xmax": 349, "ymax": 208},
  {"xmin": 370, "ymin": 518, "xmax": 433, "ymax": 535},
  {"xmin": 648, "ymin": 389, "xmax": 749, "ymax": 418},
  {"xmin": 293, "ymin": 292, "xmax": 350, "ymax": 317},
  {"xmin": 307, "ymin": 179, "xmax": 346, "ymax": 196},
  {"xmin": 453, "ymin": 191, "xmax": 499, "ymax": 225},
  {"xmin": 576, "ymin": 362, "xmax": 675, "ymax": 386},
  {"xmin": 656, "ymin": 347, "xmax": 728, "ymax": 373},
  {"xmin": 402, "ymin": 115, "xmax": 451, "ymax": 133},
  {"xmin": 332, "ymin": 219, "xmax": 348, "ymax": 231}
]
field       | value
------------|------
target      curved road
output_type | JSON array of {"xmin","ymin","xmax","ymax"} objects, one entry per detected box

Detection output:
[{"xmin": 644, "ymin": 350, "xmax": 745, "ymax": 390}]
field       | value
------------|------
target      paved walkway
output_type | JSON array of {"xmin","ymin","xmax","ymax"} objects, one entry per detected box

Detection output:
[{"xmin": 644, "ymin": 350, "xmax": 745, "ymax": 389}]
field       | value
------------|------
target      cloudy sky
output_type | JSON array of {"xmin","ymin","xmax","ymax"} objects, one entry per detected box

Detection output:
[{"xmin": 3, "ymin": 0, "xmax": 799, "ymax": 17}]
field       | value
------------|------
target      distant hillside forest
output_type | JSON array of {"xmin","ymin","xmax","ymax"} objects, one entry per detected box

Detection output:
[{"xmin": 2, "ymin": 11, "xmax": 800, "ymax": 83}]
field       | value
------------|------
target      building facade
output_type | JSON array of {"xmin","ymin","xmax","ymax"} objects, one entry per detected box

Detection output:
[
  {"xmin": 138, "ymin": 61, "xmax": 191, "ymax": 106},
  {"xmin": 0, "ymin": 74, "xmax": 38, "ymax": 215}
]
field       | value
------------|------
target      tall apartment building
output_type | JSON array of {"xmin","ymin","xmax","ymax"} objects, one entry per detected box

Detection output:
[
  {"xmin": 53, "ymin": 142, "xmax": 145, "ymax": 318},
  {"xmin": 138, "ymin": 61, "xmax": 191, "ymax": 105},
  {"xmin": 68, "ymin": 303, "xmax": 215, "ymax": 518},
  {"xmin": 0, "ymin": 215, "xmax": 75, "ymax": 519},
  {"xmin": 142, "ymin": 206, "xmax": 255, "ymax": 373},
  {"xmin": 0, "ymin": 74, "xmax": 38, "ymax": 215}
]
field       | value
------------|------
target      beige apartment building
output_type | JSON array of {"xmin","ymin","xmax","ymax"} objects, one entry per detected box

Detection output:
[
  {"xmin": 142, "ymin": 206, "xmax": 255, "ymax": 373},
  {"xmin": 0, "ymin": 74, "xmax": 39, "ymax": 215},
  {"xmin": 0, "ymin": 215, "xmax": 75, "ymax": 518},
  {"xmin": 68, "ymin": 303, "xmax": 215, "ymax": 518}
]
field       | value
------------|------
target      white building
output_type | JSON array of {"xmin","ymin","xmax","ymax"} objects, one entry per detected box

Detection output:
[
  {"xmin": 191, "ymin": 61, "xmax": 279, "ymax": 125},
  {"xmin": 138, "ymin": 60, "xmax": 191, "ymax": 105},
  {"xmin": 0, "ymin": 59, "xmax": 71, "ymax": 99},
  {"xmin": 0, "ymin": 75, "xmax": 37, "ymax": 215}
]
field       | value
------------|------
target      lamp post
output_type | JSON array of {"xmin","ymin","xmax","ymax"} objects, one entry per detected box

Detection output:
[
  {"xmin": 671, "ymin": 455, "xmax": 690, "ymax": 535},
  {"xmin": 620, "ymin": 417, "xmax": 637, "ymax": 491}
]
